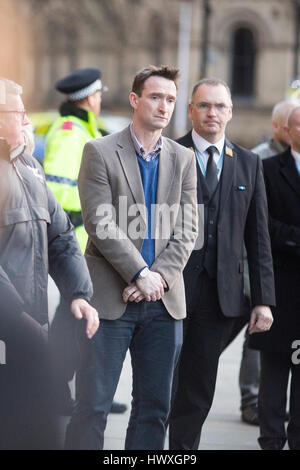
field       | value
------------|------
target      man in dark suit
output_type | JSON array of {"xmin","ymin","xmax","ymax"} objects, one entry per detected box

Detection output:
[
  {"xmin": 168, "ymin": 78, "xmax": 275, "ymax": 450},
  {"xmin": 249, "ymin": 106, "xmax": 300, "ymax": 450}
]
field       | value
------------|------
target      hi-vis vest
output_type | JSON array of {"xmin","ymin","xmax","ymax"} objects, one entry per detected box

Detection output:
[{"xmin": 44, "ymin": 111, "xmax": 101, "ymax": 251}]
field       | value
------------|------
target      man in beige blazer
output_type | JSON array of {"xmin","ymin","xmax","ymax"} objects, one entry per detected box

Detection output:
[{"xmin": 65, "ymin": 65, "xmax": 198, "ymax": 450}]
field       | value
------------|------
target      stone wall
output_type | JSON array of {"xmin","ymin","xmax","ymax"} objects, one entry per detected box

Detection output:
[{"xmin": 1, "ymin": 0, "xmax": 298, "ymax": 147}]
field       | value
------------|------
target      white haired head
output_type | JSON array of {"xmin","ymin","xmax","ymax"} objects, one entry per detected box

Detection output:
[
  {"xmin": 271, "ymin": 100, "xmax": 298, "ymax": 145},
  {"xmin": 0, "ymin": 78, "xmax": 23, "ymax": 108}
]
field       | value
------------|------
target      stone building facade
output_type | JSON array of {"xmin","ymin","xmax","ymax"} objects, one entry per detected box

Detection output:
[{"xmin": 0, "ymin": 0, "xmax": 299, "ymax": 147}]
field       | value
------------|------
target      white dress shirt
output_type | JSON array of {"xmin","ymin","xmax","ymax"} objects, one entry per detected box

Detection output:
[{"xmin": 191, "ymin": 129, "xmax": 225, "ymax": 179}]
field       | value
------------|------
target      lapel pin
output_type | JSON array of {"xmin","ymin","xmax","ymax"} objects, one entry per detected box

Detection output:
[
  {"xmin": 190, "ymin": 146, "xmax": 194, "ymax": 152},
  {"xmin": 226, "ymin": 146, "xmax": 233, "ymax": 157}
]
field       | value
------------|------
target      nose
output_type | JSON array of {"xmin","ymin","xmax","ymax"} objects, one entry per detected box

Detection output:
[
  {"xmin": 159, "ymin": 99, "xmax": 168, "ymax": 114},
  {"xmin": 207, "ymin": 105, "xmax": 217, "ymax": 117},
  {"xmin": 23, "ymin": 113, "xmax": 30, "ymax": 125}
]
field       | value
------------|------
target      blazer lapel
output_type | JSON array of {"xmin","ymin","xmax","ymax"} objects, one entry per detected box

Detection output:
[
  {"xmin": 156, "ymin": 138, "xmax": 176, "ymax": 206},
  {"xmin": 116, "ymin": 126, "xmax": 147, "ymax": 224},
  {"xmin": 219, "ymin": 139, "xmax": 236, "ymax": 216},
  {"xmin": 280, "ymin": 150, "xmax": 300, "ymax": 198},
  {"xmin": 153, "ymin": 139, "xmax": 176, "ymax": 250}
]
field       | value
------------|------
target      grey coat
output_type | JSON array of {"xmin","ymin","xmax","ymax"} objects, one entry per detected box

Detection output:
[{"xmin": 0, "ymin": 141, "xmax": 93, "ymax": 325}]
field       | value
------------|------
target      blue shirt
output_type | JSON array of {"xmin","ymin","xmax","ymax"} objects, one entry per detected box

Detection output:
[
  {"xmin": 137, "ymin": 156, "xmax": 159, "ymax": 268},
  {"xmin": 291, "ymin": 149, "xmax": 300, "ymax": 176},
  {"xmin": 129, "ymin": 124, "xmax": 161, "ymax": 271}
]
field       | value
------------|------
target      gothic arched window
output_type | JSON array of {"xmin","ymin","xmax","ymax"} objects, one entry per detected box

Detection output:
[{"xmin": 231, "ymin": 27, "xmax": 256, "ymax": 98}]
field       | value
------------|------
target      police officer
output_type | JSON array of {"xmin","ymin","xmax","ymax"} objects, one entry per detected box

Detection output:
[
  {"xmin": 45, "ymin": 68, "xmax": 127, "ymax": 415},
  {"xmin": 44, "ymin": 68, "xmax": 105, "ymax": 251}
]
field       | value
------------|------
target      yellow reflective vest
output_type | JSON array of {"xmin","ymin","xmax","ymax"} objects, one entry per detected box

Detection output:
[{"xmin": 44, "ymin": 109, "xmax": 101, "ymax": 252}]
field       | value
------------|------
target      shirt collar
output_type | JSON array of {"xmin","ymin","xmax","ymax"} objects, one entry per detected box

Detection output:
[
  {"xmin": 270, "ymin": 138, "xmax": 287, "ymax": 154},
  {"xmin": 192, "ymin": 129, "xmax": 225, "ymax": 155},
  {"xmin": 130, "ymin": 123, "xmax": 162, "ymax": 160},
  {"xmin": 10, "ymin": 143, "xmax": 25, "ymax": 162},
  {"xmin": 291, "ymin": 148, "xmax": 300, "ymax": 167},
  {"xmin": 0, "ymin": 138, "xmax": 25, "ymax": 162}
]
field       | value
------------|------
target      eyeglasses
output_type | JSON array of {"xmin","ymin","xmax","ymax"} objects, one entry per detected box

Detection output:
[
  {"xmin": 0, "ymin": 110, "xmax": 27, "ymax": 119},
  {"xmin": 193, "ymin": 102, "xmax": 230, "ymax": 114}
]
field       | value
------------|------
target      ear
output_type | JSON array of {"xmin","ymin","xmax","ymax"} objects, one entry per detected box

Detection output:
[
  {"xmin": 129, "ymin": 92, "xmax": 139, "ymax": 110},
  {"xmin": 227, "ymin": 105, "xmax": 233, "ymax": 123},
  {"xmin": 271, "ymin": 119, "xmax": 278, "ymax": 134},
  {"xmin": 87, "ymin": 95, "xmax": 93, "ymax": 107},
  {"xmin": 82, "ymin": 95, "xmax": 92, "ymax": 110},
  {"xmin": 188, "ymin": 103, "xmax": 193, "ymax": 121}
]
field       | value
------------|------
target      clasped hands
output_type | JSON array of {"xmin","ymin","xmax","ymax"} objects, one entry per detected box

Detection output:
[{"xmin": 122, "ymin": 271, "xmax": 167, "ymax": 303}]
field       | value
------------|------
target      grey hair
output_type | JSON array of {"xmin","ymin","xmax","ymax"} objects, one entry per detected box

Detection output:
[
  {"xmin": 272, "ymin": 100, "xmax": 297, "ymax": 126},
  {"xmin": 287, "ymin": 105, "xmax": 300, "ymax": 127},
  {"xmin": 0, "ymin": 78, "xmax": 23, "ymax": 106},
  {"xmin": 191, "ymin": 78, "xmax": 232, "ymax": 104}
]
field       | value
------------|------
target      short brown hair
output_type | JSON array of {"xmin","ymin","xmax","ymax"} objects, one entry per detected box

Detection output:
[
  {"xmin": 191, "ymin": 78, "xmax": 232, "ymax": 104},
  {"xmin": 132, "ymin": 65, "xmax": 180, "ymax": 96}
]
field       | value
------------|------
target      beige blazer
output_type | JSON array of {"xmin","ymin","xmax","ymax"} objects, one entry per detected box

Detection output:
[{"xmin": 78, "ymin": 126, "xmax": 198, "ymax": 320}]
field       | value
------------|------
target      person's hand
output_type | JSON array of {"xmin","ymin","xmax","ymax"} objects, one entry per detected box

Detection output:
[
  {"xmin": 135, "ymin": 271, "xmax": 167, "ymax": 302},
  {"xmin": 248, "ymin": 305, "xmax": 273, "ymax": 335},
  {"xmin": 70, "ymin": 298, "xmax": 100, "ymax": 339},
  {"xmin": 122, "ymin": 284, "xmax": 145, "ymax": 303}
]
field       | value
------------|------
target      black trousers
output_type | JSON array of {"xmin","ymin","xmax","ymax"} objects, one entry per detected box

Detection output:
[
  {"xmin": 169, "ymin": 270, "xmax": 248, "ymax": 450},
  {"xmin": 49, "ymin": 298, "xmax": 78, "ymax": 406},
  {"xmin": 258, "ymin": 350, "xmax": 300, "ymax": 450}
]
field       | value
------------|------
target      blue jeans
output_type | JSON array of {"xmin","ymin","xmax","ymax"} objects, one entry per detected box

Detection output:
[{"xmin": 65, "ymin": 300, "xmax": 182, "ymax": 450}]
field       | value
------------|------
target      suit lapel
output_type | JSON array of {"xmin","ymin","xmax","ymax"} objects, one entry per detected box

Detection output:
[
  {"xmin": 219, "ymin": 139, "xmax": 236, "ymax": 216},
  {"xmin": 280, "ymin": 150, "xmax": 300, "ymax": 198},
  {"xmin": 153, "ymin": 139, "xmax": 176, "ymax": 251},
  {"xmin": 116, "ymin": 126, "xmax": 147, "ymax": 224},
  {"xmin": 183, "ymin": 131, "xmax": 195, "ymax": 151},
  {"xmin": 156, "ymin": 138, "xmax": 176, "ymax": 206},
  {"xmin": 188, "ymin": 134, "xmax": 207, "ymax": 202}
]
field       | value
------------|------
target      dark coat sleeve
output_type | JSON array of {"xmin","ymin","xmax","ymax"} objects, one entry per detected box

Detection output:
[
  {"xmin": 244, "ymin": 156, "xmax": 276, "ymax": 307},
  {"xmin": 0, "ymin": 266, "xmax": 24, "ymax": 317},
  {"xmin": 263, "ymin": 160, "xmax": 300, "ymax": 251},
  {"xmin": 46, "ymin": 185, "xmax": 93, "ymax": 304}
]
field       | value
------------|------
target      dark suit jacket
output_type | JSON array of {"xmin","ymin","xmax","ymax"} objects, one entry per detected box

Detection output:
[
  {"xmin": 177, "ymin": 131, "xmax": 275, "ymax": 318},
  {"xmin": 250, "ymin": 148, "xmax": 300, "ymax": 351}
]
